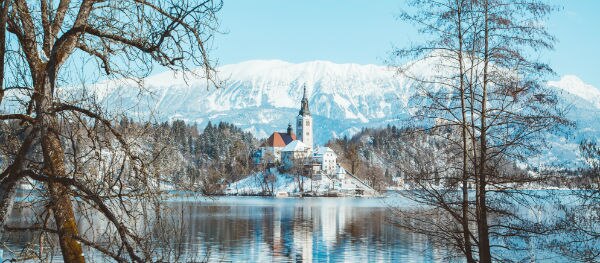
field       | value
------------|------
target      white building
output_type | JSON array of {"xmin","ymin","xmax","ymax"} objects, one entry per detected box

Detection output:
[
  {"xmin": 313, "ymin": 147, "xmax": 337, "ymax": 175},
  {"xmin": 260, "ymin": 124, "xmax": 297, "ymax": 162},
  {"xmin": 282, "ymin": 140, "xmax": 310, "ymax": 168},
  {"xmin": 335, "ymin": 164, "xmax": 346, "ymax": 180},
  {"xmin": 235, "ymin": 85, "xmax": 380, "ymax": 196},
  {"xmin": 259, "ymin": 85, "xmax": 337, "ymax": 174}
]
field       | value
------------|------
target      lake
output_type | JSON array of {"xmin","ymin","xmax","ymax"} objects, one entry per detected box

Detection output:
[
  {"xmin": 3, "ymin": 192, "xmax": 583, "ymax": 262},
  {"xmin": 162, "ymin": 195, "xmax": 455, "ymax": 262},
  {"xmin": 2, "ymin": 194, "xmax": 458, "ymax": 262}
]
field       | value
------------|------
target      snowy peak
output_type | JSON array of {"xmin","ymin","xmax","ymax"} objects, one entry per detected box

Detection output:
[
  {"xmin": 74, "ymin": 60, "xmax": 416, "ymax": 143},
  {"xmin": 2, "ymin": 58, "xmax": 598, "ymax": 166},
  {"xmin": 548, "ymin": 75, "xmax": 600, "ymax": 108},
  {"xmin": 80, "ymin": 60, "xmax": 600, "ymax": 147}
]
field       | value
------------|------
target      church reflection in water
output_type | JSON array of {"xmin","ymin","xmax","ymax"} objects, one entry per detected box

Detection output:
[{"xmin": 174, "ymin": 197, "xmax": 451, "ymax": 262}]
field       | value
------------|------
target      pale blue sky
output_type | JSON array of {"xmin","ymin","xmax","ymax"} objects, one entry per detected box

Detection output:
[{"xmin": 210, "ymin": 0, "xmax": 600, "ymax": 87}]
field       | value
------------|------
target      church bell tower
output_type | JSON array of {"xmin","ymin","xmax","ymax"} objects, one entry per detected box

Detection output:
[{"xmin": 296, "ymin": 85, "xmax": 313, "ymax": 151}]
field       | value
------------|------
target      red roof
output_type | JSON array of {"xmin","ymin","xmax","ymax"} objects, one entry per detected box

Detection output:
[{"xmin": 264, "ymin": 132, "xmax": 296, "ymax": 147}]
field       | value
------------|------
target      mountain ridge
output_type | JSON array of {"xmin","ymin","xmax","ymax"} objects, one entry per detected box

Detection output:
[
  {"xmin": 2, "ymin": 59, "xmax": 598, "ymax": 165},
  {"xmin": 78, "ymin": 60, "xmax": 600, "ymax": 145}
]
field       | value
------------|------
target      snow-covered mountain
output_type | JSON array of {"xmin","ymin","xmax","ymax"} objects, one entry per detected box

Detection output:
[
  {"xmin": 548, "ymin": 75, "xmax": 600, "ymax": 136},
  {"xmin": 542, "ymin": 75, "xmax": 600, "ymax": 166},
  {"xmin": 91, "ymin": 61, "xmax": 599, "ymax": 152},
  {"xmin": 89, "ymin": 60, "xmax": 418, "ymax": 143},
  {"xmin": 549, "ymin": 75, "xmax": 600, "ymax": 109},
  {"xmin": 3, "ymin": 59, "xmax": 598, "ymax": 165}
]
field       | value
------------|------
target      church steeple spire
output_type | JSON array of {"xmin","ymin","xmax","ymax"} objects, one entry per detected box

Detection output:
[
  {"xmin": 296, "ymin": 84, "xmax": 313, "ymax": 151},
  {"xmin": 299, "ymin": 84, "xmax": 310, "ymax": 116},
  {"xmin": 303, "ymin": 85, "xmax": 307, "ymax": 98}
]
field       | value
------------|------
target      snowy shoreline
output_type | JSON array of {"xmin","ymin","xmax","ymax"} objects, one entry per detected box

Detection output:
[{"xmin": 223, "ymin": 169, "xmax": 379, "ymax": 197}]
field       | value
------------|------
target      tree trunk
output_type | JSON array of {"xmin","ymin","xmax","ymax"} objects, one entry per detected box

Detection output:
[
  {"xmin": 477, "ymin": 1, "xmax": 492, "ymax": 262},
  {"xmin": 0, "ymin": 178, "xmax": 16, "ymax": 262},
  {"xmin": 455, "ymin": 1, "xmax": 475, "ymax": 261},
  {"xmin": 37, "ymin": 73, "xmax": 85, "ymax": 263},
  {"xmin": 1, "ymin": 0, "xmax": 18, "ymax": 240},
  {"xmin": 0, "ymin": 128, "xmax": 38, "ymax": 239},
  {"xmin": 0, "ymin": 0, "xmax": 10, "ymax": 104},
  {"xmin": 0, "ymin": 177, "xmax": 17, "ymax": 238}
]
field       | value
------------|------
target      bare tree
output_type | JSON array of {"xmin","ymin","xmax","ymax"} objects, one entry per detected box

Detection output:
[
  {"xmin": 580, "ymin": 139, "xmax": 600, "ymax": 178},
  {"xmin": 471, "ymin": 1, "xmax": 570, "ymax": 261},
  {"xmin": 391, "ymin": 1, "xmax": 481, "ymax": 261},
  {"xmin": 392, "ymin": 0, "xmax": 569, "ymax": 262},
  {"xmin": 0, "ymin": 0, "xmax": 221, "ymax": 261},
  {"xmin": 280, "ymin": 154, "xmax": 310, "ymax": 194}
]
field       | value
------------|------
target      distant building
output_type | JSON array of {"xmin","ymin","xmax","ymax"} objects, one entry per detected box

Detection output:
[
  {"xmin": 335, "ymin": 165, "xmax": 346, "ymax": 180},
  {"xmin": 296, "ymin": 86, "xmax": 313, "ymax": 151},
  {"xmin": 313, "ymin": 147, "xmax": 337, "ymax": 175},
  {"xmin": 261, "ymin": 124, "xmax": 296, "ymax": 162},
  {"xmin": 259, "ymin": 85, "xmax": 338, "ymax": 176},
  {"xmin": 281, "ymin": 140, "xmax": 310, "ymax": 168}
]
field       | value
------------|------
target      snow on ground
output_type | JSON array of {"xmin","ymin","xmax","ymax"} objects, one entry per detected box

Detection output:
[
  {"xmin": 224, "ymin": 168, "xmax": 375, "ymax": 196},
  {"xmin": 225, "ymin": 168, "xmax": 332, "ymax": 196}
]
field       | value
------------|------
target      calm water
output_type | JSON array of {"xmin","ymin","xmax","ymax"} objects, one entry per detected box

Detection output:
[
  {"xmin": 166, "ymin": 196, "xmax": 454, "ymax": 262},
  {"xmin": 3, "ymin": 190, "xmax": 591, "ymax": 262},
  {"xmin": 2, "ymin": 195, "xmax": 458, "ymax": 262}
]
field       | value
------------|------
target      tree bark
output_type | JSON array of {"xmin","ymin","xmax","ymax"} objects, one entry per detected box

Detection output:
[
  {"xmin": 0, "ymin": 127, "xmax": 38, "ymax": 239},
  {"xmin": 0, "ymin": 0, "xmax": 10, "ymax": 104},
  {"xmin": 455, "ymin": 1, "xmax": 475, "ymax": 261},
  {"xmin": 0, "ymin": 1, "xmax": 14, "ymax": 234},
  {"xmin": 477, "ymin": 0, "xmax": 492, "ymax": 262},
  {"xmin": 37, "ymin": 72, "xmax": 85, "ymax": 263},
  {"xmin": 0, "ymin": 176, "xmax": 18, "ymax": 238}
]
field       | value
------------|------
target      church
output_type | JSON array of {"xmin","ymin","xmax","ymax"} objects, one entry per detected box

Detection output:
[
  {"xmin": 258, "ymin": 86, "xmax": 337, "ymax": 175},
  {"xmin": 242, "ymin": 86, "xmax": 378, "ymax": 196}
]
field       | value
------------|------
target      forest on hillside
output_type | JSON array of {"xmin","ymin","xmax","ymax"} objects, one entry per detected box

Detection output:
[
  {"xmin": 4, "ymin": 117, "xmax": 593, "ymax": 196},
  {"xmin": 328, "ymin": 125, "xmax": 598, "ymax": 191}
]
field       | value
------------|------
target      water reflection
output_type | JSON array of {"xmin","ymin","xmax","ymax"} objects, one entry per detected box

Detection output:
[
  {"xmin": 170, "ymin": 197, "xmax": 452, "ymax": 262},
  {"xmin": 2, "ymin": 192, "xmax": 590, "ymax": 262},
  {"xmin": 2, "ymin": 196, "xmax": 455, "ymax": 262}
]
